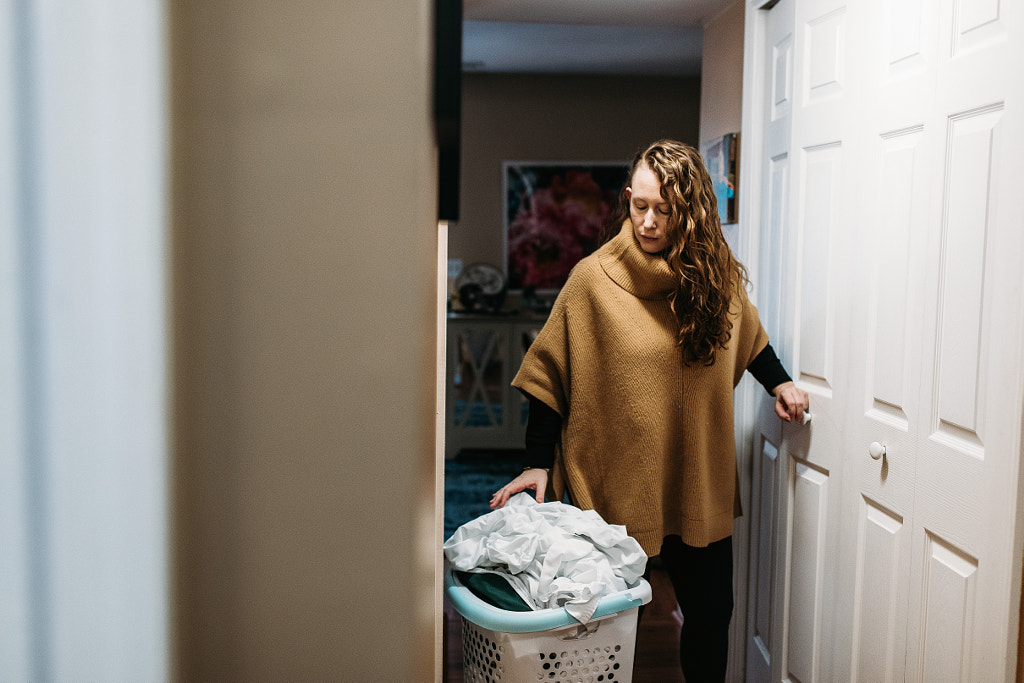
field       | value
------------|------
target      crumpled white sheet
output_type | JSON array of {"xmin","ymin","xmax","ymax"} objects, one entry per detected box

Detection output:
[{"xmin": 444, "ymin": 492, "xmax": 648, "ymax": 624}]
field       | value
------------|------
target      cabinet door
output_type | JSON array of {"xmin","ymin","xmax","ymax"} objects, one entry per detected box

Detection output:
[
  {"xmin": 446, "ymin": 319, "xmax": 549, "ymax": 458},
  {"xmin": 448, "ymin": 323, "xmax": 509, "ymax": 441}
]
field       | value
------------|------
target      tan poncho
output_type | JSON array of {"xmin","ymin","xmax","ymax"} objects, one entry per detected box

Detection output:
[{"xmin": 513, "ymin": 222, "xmax": 769, "ymax": 555}]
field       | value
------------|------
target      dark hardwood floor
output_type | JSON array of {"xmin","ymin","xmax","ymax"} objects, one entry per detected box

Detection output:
[{"xmin": 444, "ymin": 564, "xmax": 685, "ymax": 682}]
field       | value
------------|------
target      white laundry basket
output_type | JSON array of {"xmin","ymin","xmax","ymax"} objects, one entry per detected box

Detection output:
[{"xmin": 445, "ymin": 571, "xmax": 652, "ymax": 683}]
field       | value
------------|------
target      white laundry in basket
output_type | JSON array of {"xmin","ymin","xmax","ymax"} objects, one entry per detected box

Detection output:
[{"xmin": 444, "ymin": 492, "xmax": 647, "ymax": 624}]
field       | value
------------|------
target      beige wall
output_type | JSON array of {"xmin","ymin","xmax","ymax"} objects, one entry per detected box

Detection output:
[
  {"xmin": 450, "ymin": 73, "xmax": 701, "ymax": 272},
  {"xmin": 699, "ymin": 1, "xmax": 746, "ymax": 145},
  {"xmin": 171, "ymin": 1, "xmax": 439, "ymax": 680}
]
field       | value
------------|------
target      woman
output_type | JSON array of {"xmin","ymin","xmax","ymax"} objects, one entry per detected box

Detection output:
[{"xmin": 490, "ymin": 140, "xmax": 809, "ymax": 682}]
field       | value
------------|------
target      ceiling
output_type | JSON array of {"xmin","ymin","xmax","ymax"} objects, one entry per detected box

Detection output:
[{"xmin": 462, "ymin": 0, "xmax": 738, "ymax": 76}]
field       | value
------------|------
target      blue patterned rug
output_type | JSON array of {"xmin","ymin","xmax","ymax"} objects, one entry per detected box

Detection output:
[{"xmin": 444, "ymin": 452, "xmax": 524, "ymax": 539}]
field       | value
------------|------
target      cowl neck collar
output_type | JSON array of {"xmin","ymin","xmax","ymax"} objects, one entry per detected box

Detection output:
[{"xmin": 599, "ymin": 221, "xmax": 679, "ymax": 300}]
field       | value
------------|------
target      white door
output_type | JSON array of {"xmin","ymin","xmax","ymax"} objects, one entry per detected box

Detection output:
[
  {"xmin": 834, "ymin": 1, "xmax": 1024, "ymax": 681},
  {"xmin": 744, "ymin": 0, "xmax": 795, "ymax": 681},
  {"xmin": 744, "ymin": 0, "xmax": 851, "ymax": 679},
  {"xmin": 745, "ymin": 0, "xmax": 854, "ymax": 679},
  {"xmin": 743, "ymin": 0, "xmax": 1024, "ymax": 681},
  {"xmin": 766, "ymin": 0, "xmax": 856, "ymax": 680}
]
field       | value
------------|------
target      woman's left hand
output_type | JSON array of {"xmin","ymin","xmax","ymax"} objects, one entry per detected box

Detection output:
[{"xmin": 772, "ymin": 381, "xmax": 809, "ymax": 422}]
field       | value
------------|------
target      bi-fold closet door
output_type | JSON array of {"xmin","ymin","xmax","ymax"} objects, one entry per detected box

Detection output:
[{"xmin": 743, "ymin": 0, "xmax": 1024, "ymax": 681}]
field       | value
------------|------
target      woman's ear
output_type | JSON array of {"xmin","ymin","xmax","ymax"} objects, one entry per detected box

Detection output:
[{"xmin": 625, "ymin": 187, "xmax": 632, "ymax": 202}]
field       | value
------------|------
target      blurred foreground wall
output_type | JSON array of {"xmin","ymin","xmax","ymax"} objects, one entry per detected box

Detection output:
[{"xmin": 171, "ymin": 1, "xmax": 441, "ymax": 679}]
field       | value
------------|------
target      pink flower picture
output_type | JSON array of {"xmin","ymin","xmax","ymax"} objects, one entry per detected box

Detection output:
[{"xmin": 504, "ymin": 163, "xmax": 628, "ymax": 291}]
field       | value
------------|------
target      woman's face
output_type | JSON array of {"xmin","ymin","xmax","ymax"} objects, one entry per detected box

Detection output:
[{"xmin": 626, "ymin": 162, "xmax": 672, "ymax": 254}]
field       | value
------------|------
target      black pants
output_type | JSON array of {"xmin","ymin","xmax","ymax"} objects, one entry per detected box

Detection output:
[{"xmin": 642, "ymin": 534, "xmax": 734, "ymax": 683}]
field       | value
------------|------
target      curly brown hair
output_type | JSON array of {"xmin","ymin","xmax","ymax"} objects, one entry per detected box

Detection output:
[{"xmin": 605, "ymin": 139, "xmax": 749, "ymax": 366}]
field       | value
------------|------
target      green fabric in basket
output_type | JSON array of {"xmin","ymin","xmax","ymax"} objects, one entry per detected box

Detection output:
[{"xmin": 456, "ymin": 571, "xmax": 532, "ymax": 612}]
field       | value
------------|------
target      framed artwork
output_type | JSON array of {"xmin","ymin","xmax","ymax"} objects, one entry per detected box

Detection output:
[
  {"xmin": 700, "ymin": 132, "xmax": 739, "ymax": 225},
  {"xmin": 503, "ymin": 161, "xmax": 629, "ymax": 292}
]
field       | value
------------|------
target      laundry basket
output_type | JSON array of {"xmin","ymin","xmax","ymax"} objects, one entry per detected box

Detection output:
[{"xmin": 445, "ymin": 571, "xmax": 652, "ymax": 683}]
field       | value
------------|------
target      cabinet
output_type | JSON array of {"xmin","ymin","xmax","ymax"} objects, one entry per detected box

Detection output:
[{"xmin": 445, "ymin": 313, "xmax": 547, "ymax": 458}]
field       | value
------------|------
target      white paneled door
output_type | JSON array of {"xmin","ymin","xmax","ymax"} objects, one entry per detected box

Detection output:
[
  {"xmin": 746, "ymin": 1, "xmax": 800, "ymax": 681},
  {"xmin": 743, "ymin": 0, "xmax": 1024, "ymax": 681}
]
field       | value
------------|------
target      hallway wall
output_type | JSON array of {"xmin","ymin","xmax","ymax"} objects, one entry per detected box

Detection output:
[
  {"xmin": 450, "ymin": 72, "xmax": 701, "ymax": 273},
  {"xmin": 699, "ymin": 0, "xmax": 745, "ymax": 145}
]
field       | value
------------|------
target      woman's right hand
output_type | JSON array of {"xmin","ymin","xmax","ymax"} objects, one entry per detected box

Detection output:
[{"xmin": 490, "ymin": 468, "xmax": 549, "ymax": 509}]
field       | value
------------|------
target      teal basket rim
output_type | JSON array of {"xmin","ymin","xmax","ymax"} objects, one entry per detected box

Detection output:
[{"xmin": 445, "ymin": 570, "xmax": 652, "ymax": 634}]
